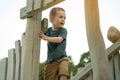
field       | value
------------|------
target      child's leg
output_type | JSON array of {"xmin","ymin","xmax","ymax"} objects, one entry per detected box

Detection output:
[
  {"xmin": 59, "ymin": 58, "xmax": 69, "ymax": 80},
  {"xmin": 60, "ymin": 74, "xmax": 67, "ymax": 80},
  {"xmin": 44, "ymin": 62, "xmax": 59, "ymax": 80}
]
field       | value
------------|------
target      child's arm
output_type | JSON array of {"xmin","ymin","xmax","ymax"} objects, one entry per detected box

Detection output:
[{"xmin": 39, "ymin": 31, "xmax": 63, "ymax": 43}]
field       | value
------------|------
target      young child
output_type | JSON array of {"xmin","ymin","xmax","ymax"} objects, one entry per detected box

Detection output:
[{"xmin": 39, "ymin": 7, "xmax": 69, "ymax": 80}]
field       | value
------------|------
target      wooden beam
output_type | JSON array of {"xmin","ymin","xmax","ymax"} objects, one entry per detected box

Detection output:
[
  {"xmin": 20, "ymin": 13, "xmax": 42, "ymax": 80},
  {"xmin": 107, "ymin": 39, "xmax": 120, "ymax": 58},
  {"xmin": 20, "ymin": 0, "xmax": 65, "ymax": 19},
  {"xmin": 71, "ymin": 63, "xmax": 92, "ymax": 80},
  {"xmin": 26, "ymin": 0, "xmax": 34, "ymax": 13},
  {"xmin": 84, "ymin": 0, "xmax": 112, "ymax": 80},
  {"xmin": 34, "ymin": 0, "xmax": 42, "ymax": 10}
]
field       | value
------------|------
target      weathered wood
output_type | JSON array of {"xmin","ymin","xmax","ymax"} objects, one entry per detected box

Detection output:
[
  {"xmin": 20, "ymin": 17, "xmax": 34, "ymax": 80},
  {"xmin": 71, "ymin": 63, "xmax": 92, "ymax": 80},
  {"xmin": 15, "ymin": 40, "xmax": 21, "ymax": 80},
  {"xmin": 20, "ymin": 0, "xmax": 65, "ymax": 19},
  {"xmin": 20, "ymin": 34, "xmax": 26, "ymax": 80},
  {"xmin": 26, "ymin": 0, "xmax": 34, "ymax": 13},
  {"xmin": 34, "ymin": 0, "xmax": 42, "ymax": 10},
  {"xmin": 0, "ymin": 58, "xmax": 8, "ymax": 80},
  {"xmin": 41, "ymin": 18, "xmax": 48, "ymax": 32},
  {"xmin": 85, "ymin": 73, "xmax": 92, "ymax": 80},
  {"xmin": 32, "ymin": 12, "xmax": 42, "ymax": 80},
  {"xmin": 72, "ymin": 41, "xmax": 120, "ymax": 80},
  {"xmin": 43, "ymin": 0, "xmax": 53, "ymax": 7},
  {"xmin": 20, "ymin": 7, "xmax": 28, "ymax": 19},
  {"xmin": 20, "ymin": 0, "xmax": 65, "ymax": 80},
  {"xmin": 114, "ymin": 51, "xmax": 120, "ymax": 80},
  {"xmin": 107, "ymin": 39, "xmax": 120, "ymax": 58},
  {"xmin": 20, "ymin": 13, "xmax": 42, "ymax": 80},
  {"xmin": 84, "ymin": 0, "xmax": 112, "ymax": 80},
  {"xmin": 108, "ymin": 55, "xmax": 114, "ymax": 80},
  {"xmin": 7, "ymin": 49, "xmax": 16, "ymax": 80}
]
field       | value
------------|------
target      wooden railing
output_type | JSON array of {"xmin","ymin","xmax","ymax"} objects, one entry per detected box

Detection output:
[
  {"xmin": 0, "ymin": 36, "xmax": 23, "ymax": 80},
  {"xmin": 0, "ymin": 38, "xmax": 119, "ymax": 80},
  {"xmin": 0, "ymin": 35, "xmax": 119, "ymax": 80},
  {"xmin": 71, "ymin": 40, "xmax": 120, "ymax": 80}
]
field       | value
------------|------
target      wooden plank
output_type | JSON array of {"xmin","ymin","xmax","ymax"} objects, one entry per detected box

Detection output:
[
  {"xmin": 15, "ymin": 40, "xmax": 21, "ymax": 80},
  {"xmin": 20, "ymin": 13, "xmax": 42, "ymax": 80},
  {"xmin": 43, "ymin": 0, "xmax": 53, "ymax": 7},
  {"xmin": 84, "ymin": 0, "xmax": 112, "ymax": 80},
  {"xmin": 108, "ymin": 55, "xmax": 115, "ymax": 80},
  {"xmin": 20, "ymin": 7, "xmax": 28, "ymax": 19},
  {"xmin": 0, "ymin": 58, "xmax": 8, "ymax": 80},
  {"xmin": 26, "ymin": 0, "xmax": 34, "ymax": 13},
  {"xmin": 20, "ymin": 33, "xmax": 26, "ymax": 80},
  {"xmin": 34, "ymin": 0, "xmax": 42, "ymax": 10},
  {"xmin": 107, "ymin": 40, "xmax": 120, "ymax": 58},
  {"xmin": 7, "ymin": 49, "xmax": 16, "ymax": 80},
  {"xmin": 35, "ymin": 0, "xmax": 65, "ymax": 13},
  {"xmin": 20, "ymin": 0, "xmax": 65, "ymax": 19},
  {"xmin": 41, "ymin": 18, "xmax": 48, "ymax": 32},
  {"xmin": 114, "ymin": 51, "xmax": 120, "ymax": 80},
  {"xmin": 32, "ymin": 12, "xmax": 42, "ymax": 80},
  {"xmin": 20, "ymin": 17, "xmax": 34, "ymax": 80},
  {"xmin": 85, "ymin": 73, "xmax": 92, "ymax": 80},
  {"xmin": 71, "ymin": 63, "xmax": 92, "ymax": 80}
]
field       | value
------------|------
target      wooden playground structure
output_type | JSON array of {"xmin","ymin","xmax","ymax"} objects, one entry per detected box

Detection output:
[{"xmin": 0, "ymin": 0, "xmax": 120, "ymax": 80}]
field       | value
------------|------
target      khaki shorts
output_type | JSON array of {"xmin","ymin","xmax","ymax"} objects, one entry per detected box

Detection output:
[{"xmin": 44, "ymin": 57, "xmax": 69, "ymax": 80}]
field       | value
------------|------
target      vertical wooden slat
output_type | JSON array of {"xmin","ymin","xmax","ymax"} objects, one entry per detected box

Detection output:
[
  {"xmin": 15, "ymin": 40, "xmax": 21, "ymax": 80},
  {"xmin": 32, "ymin": 13, "xmax": 42, "ymax": 80},
  {"xmin": 108, "ymin": 56, "xmax": 115, "ymax": 80},
  {"xmin": 20, "ymin": 12, "xmax": 42, "ymax": 80},
  {"xmin": 85, "ymin": 74, "xmax": 92, "ymax": 80},
  {"xmin": 7, "ymin": 49, "xmax": 16, "ymax": 80},
  {"xmin": 0, "ymin": 58, "xmax": 8, "ymax": 80},
  {"xmin": 20, "ymin": 34, "xmax": 26, "ymax": 80},
  {"xmin": 114, "ymin": 51, "xmax": 120, "ymax": 80},
  {"xmin": 20, "ymin": 17, "xmax": 34, "ymax": 80}
]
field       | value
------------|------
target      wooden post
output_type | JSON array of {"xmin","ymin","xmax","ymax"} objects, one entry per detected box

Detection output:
[
  {"xmin": 20, "ymin": 0, "xmax": 65, "ymax": 80},
  {"xmin": 84, "ymin": 0, "xmax": 112, "ymax": 80},
  {"xmin": 0, "ymin": 58, "xmax": 8, "ymax": 80},
  {"xmin": 113, "ymin": 51, "xmax": 120, "ymax": 80},
  {"xmin": 20, "ymin": 13, "xmax": 42, "ymax": 80},
  {"xmin": 7, "ymin": 49, "xmax": 16, "ymax": 80},
  {"xmin": 15, "ymin": 40, "xmax": 21, "ymax": 80}
]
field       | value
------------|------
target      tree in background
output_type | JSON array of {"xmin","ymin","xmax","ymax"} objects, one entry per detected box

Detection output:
[
  {"xmin": 39, "ymin": 62, "xmax": 44, "ymax": 80},
  {"xmin": 77, "ymin": 51, "xmax": 91, "ymax": 68},
  {"xmin": 68, "ymin": 56, "xmax": 77, "ymax": 78}
]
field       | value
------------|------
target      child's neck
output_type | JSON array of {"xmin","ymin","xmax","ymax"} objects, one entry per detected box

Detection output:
[{"xmin": 52, "ymin": 27, "xmax": 59, "ymax": 31}]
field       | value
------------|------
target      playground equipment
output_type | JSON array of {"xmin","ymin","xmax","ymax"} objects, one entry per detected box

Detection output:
[{"xmin": 0, "ymin": 0, "xmax": 120, "ymax": 80}]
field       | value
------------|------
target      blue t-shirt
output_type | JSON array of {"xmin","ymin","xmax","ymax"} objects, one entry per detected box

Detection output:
[{"xmin": 45, "ymin": 27, "xmax": 67, "ymax": 63}]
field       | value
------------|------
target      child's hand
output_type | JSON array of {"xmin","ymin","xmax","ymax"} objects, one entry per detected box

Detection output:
[
  {"xmin": 39, "ymin": 31, "xmax": 46, "ymax": 40},
  {"xmin": 23, "ymin": 32, "xmax": 26, "ymax": 35}
]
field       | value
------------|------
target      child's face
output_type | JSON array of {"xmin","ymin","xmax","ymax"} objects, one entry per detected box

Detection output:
[{"xmin": 50, "ymin": 10, "xmax": 66, "ymax": 30}]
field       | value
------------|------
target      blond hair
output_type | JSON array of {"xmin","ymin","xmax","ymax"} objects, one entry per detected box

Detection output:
[{"xmin": 49, "ymin": 7, "xmax": 65, "ymax": 16}]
